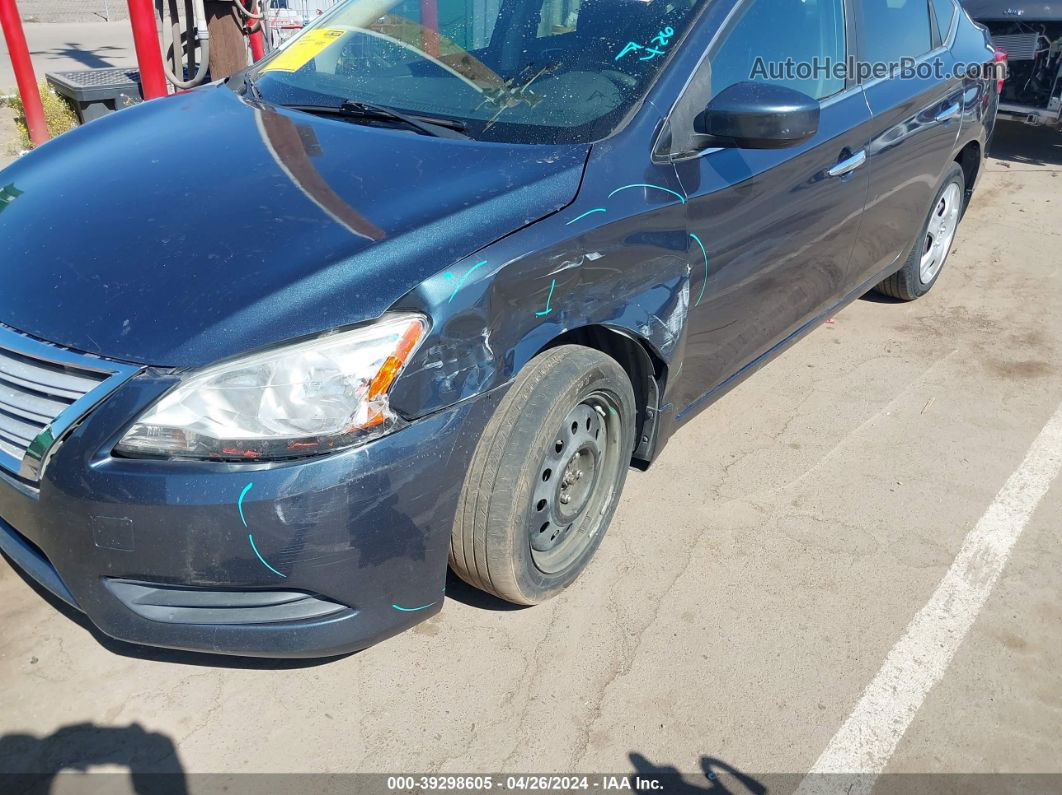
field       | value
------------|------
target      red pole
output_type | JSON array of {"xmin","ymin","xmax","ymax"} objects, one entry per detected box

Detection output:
[
  {"xmin": 0, "ymin": 0, "xmax": 49, "ymax": 146},
  {"xmin": 249, "ymin": 29, "xmax": 265, "ymax": 62},
  {"xmin": 419, "ymin": 0, "xmax": 439, "ymax": 57},
  {"xmin": 126, "ymin": 0, "xmax": 168, "ymax": 99},
  {"xmin": 246, "ymin": 0, "xmax": 265, "ymax": 61}
]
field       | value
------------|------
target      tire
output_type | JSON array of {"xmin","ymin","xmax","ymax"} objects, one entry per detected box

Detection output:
[
  {"xmin": 874, "ymin": 163, "xmax": 965, "ymax": 301},
  {"xmin": 450, "ymin": 345, "xmax": 637, "ymax": 605}
]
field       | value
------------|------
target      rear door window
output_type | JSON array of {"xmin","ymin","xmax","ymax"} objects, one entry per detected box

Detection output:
[
  {"xmin": 859, "ymin": 0, "xmax": 933, "ymax": 66},
  {"xmin": 930, "ymin": 0, "xmax": 955, "ymax": 40}
]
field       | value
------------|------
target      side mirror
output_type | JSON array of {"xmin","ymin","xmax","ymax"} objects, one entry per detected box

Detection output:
[{"xmin": 694, "ymin": 81, "xmax": 820, "ymax": 149}]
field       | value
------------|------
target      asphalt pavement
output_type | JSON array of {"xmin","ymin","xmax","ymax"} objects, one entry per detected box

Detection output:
[
  {"xmin": 0, "ymin": 121, "xmax": 1060, "ymax": 791},
  {"xmin": 0, "ymin": 22, "xmax": 137, "ymax": 95}
]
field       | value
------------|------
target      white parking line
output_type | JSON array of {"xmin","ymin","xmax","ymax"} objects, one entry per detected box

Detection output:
[{"xmin": 795, "ymin": 400, "xmax": 1062, "ymax": 795}]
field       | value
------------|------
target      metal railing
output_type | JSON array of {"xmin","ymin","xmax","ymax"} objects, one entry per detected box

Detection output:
[{"xmin": 264, "ymin": 0, "xmax": 339, "ymax": 46}]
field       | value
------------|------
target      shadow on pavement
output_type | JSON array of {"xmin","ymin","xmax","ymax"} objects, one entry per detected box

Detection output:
[
  {"xmin": 29, "ymin": 43, "xmax": 126, "ymax": 70},
  {"xmin": 859, "ymin": 290, "xmax": 905, "ymax": 304},
  {"xmin": 629, "ymin": 753, "xmax": 767, "ymax": 794},
  {"xmin": 988, "ymin": 122, "xmax": 1062, "ymax": 168},
  {"xmin": 0, "ymin": 723, "xmax": 187, "ymax": 794},
  {"xmin": 443, "ymin": 568, "xmax": 529, "ymax": 612}
]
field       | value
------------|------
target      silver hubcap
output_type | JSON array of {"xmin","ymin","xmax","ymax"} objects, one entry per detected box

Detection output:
[{"xmin": 919, "ymin": 183, "xmax": 961, "ymax": 285}]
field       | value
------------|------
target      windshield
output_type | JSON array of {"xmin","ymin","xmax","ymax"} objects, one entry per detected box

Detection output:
[{"xmin": 251, "ymin": 0, "xmax": 707, "ymax": 143}]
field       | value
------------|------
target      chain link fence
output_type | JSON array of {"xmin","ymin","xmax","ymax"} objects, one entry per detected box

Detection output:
[
  {"xmin": 16, "ymin": 0, "xmax": 340, "ymax": 46},
  {"xmin": 14, "ymin": 0, "xmax": 346, "ymax": 58},
  {"xmin": 265, "ymin": 0, "xmax": 340, "ymax": 46}
]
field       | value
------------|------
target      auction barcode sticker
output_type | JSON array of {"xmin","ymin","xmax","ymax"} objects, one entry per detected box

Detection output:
[{"xmin": 261, "ymin": 28, "xmax": 345, "ymax": 73}]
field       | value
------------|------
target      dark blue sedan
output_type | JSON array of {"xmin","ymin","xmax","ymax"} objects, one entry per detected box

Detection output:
[{"xmin": 0, "ymin": 0, "xmax": 998, "ymax": 656}]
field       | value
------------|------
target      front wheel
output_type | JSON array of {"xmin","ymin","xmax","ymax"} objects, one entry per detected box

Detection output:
[
  {"xmin": 449, "ymin": 345, "xmax": 637, "ymax": 605},
  {"xmin": 874, "ymin": 162, "xmax": 965, "ymax": 301}
]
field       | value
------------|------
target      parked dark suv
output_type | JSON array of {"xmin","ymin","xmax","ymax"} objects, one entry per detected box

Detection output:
[{"xmin": 0, "ymin": 0, "xmax": 997, "ymax": 656}]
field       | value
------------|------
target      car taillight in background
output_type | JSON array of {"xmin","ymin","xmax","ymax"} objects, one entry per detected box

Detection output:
[{"xmin": 994, "ymin": 48, "xmax": 1008, "ymax": 93}]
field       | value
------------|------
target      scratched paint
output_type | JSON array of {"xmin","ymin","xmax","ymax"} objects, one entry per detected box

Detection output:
[
  {"xmin": 544, "ymin": 187, "xmax": 689, "ymax": 328},
  {"xmin": 448, "ymin": 260, "xmax": 489, "ymax": 302},
  {"xmin": 535, "ymin": 279, "xmax": 556, "ymax": 316},
  {"xmin": 690, "ymin": 232, "xmax": 709, "ymax": 306},
  {"xmin": 566, "ymin": 208, "xmax": 607, "ymax": 225},
  {"xmin": 238, "ymin": 482, "xmax": 286, "ymax": 578},
  {"xmin": 607, "ymin": 183, "xmax": 687, "ymax": 204},
  {"xmin": 564, "ymin": 181, "xmax": 686, "ymax": 228},
  {"xmin": 392, "ymin": 602, "xmax": 436, "ymax": 612},
  {"xmin": 249, "ymin": 533, "xmax": 287, "ymax": 578},
  {"xmin": 238, "ymin": 482, "xmax": 254, "ymax": 528}
]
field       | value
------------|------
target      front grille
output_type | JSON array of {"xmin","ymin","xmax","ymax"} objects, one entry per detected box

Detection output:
[
  {"xmin": 0, "ymin": 348, "xmax": 108, "ymax": 460},
  {"xmin": 0, "ymin": 324, "xmax": 140, "ymax": 483}
]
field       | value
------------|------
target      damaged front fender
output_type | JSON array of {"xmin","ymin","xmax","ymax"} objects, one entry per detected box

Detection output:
[{"xmin": 389, "ymin": 199, "xmax": 694, "ymax": 463}]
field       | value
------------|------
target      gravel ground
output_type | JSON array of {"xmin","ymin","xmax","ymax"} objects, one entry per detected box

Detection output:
[{"xmin": 0, "ymin": 105, "xmax": 18, "ymax": 168}]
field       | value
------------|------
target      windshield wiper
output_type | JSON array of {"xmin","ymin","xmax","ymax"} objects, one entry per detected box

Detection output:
[
  {"xmin": 241, "ymin": 74, "xmax": 263, "ymax": 101},
  {"xmin": 286, "ymin": 100, "xmax": 470, "ymax": 140}
]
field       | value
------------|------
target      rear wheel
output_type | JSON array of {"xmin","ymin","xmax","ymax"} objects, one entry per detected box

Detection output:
[
  {"xmin": 450, "ymin": 345, "xmax": 637, "ymax": 605},
  {"xmin": 875, "ymin": 163, "xmax": 965, "ymax": 301}
]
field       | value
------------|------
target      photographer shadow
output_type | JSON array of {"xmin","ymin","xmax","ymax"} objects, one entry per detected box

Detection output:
[
  {"xmin": 0, "ymin": 722, "xmax": 187, "ymax": 794},
  {"xmin": 630, "ymin": 752, "xmax": 766, "ymax": 794}
]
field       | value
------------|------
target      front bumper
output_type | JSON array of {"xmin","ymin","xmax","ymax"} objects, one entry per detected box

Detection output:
[{"xmin": 0, "ymin": 379, "xmax": 504, "ymax": 658}]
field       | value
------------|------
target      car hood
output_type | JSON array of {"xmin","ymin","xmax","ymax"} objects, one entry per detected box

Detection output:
[{"xmin": 0, "ymin": 84, "xmax": 587, "ymax": 366}]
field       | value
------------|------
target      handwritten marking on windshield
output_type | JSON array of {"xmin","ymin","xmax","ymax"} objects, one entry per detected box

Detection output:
[
  {"xmin": 608, "ymin": 183, "xmax": 687, "ymax": 204},
  {"xmin": 690, "ymin": 233, "xmax": 709, "ymax": 306},
  {"xmin": 566, "ymin": 208, "xmax": 607, "ymax": 225},
  {"xmin": 536, "ymin": 279, "xmax": 557, "ymax": 316},
  {"xmin": 448, "ymin": 260, "xmax": 489, "ymax": 302},
  {"xmin": 615, "ymin": 27, "xmax": 674, "ymax": 62}
]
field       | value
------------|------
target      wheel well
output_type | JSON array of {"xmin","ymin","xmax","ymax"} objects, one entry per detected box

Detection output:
[
  {"xmin": 955, "ymin": 141, "xmax": 981, "ymax": 210},
  {"xmin": 542, "ymin": 326, "xmax": 667, "ymax": 470}
]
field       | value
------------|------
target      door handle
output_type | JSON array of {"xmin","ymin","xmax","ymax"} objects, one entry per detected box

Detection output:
[
  {"xmin": 935, "ymin": 101, "xmax": 961, "ymax": 122},
  {"xmin": 827, "ymin": 150, "xmax": 867, "ymax": 178}
]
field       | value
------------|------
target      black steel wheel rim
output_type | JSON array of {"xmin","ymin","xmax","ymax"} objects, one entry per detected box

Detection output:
[{"xmin": 527, "ymin": 389, "xmax": 623, "ymax": 574}]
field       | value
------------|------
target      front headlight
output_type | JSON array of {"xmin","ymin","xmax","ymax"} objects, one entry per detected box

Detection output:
[{"xmin": 115, "ymin": 314, "xmax": 427, "ymax": 461}]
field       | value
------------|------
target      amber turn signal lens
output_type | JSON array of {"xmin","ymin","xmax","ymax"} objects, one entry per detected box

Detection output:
[{"xmin": 367, "ymin": 321, "xmax": 424, "ymax": 401}]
